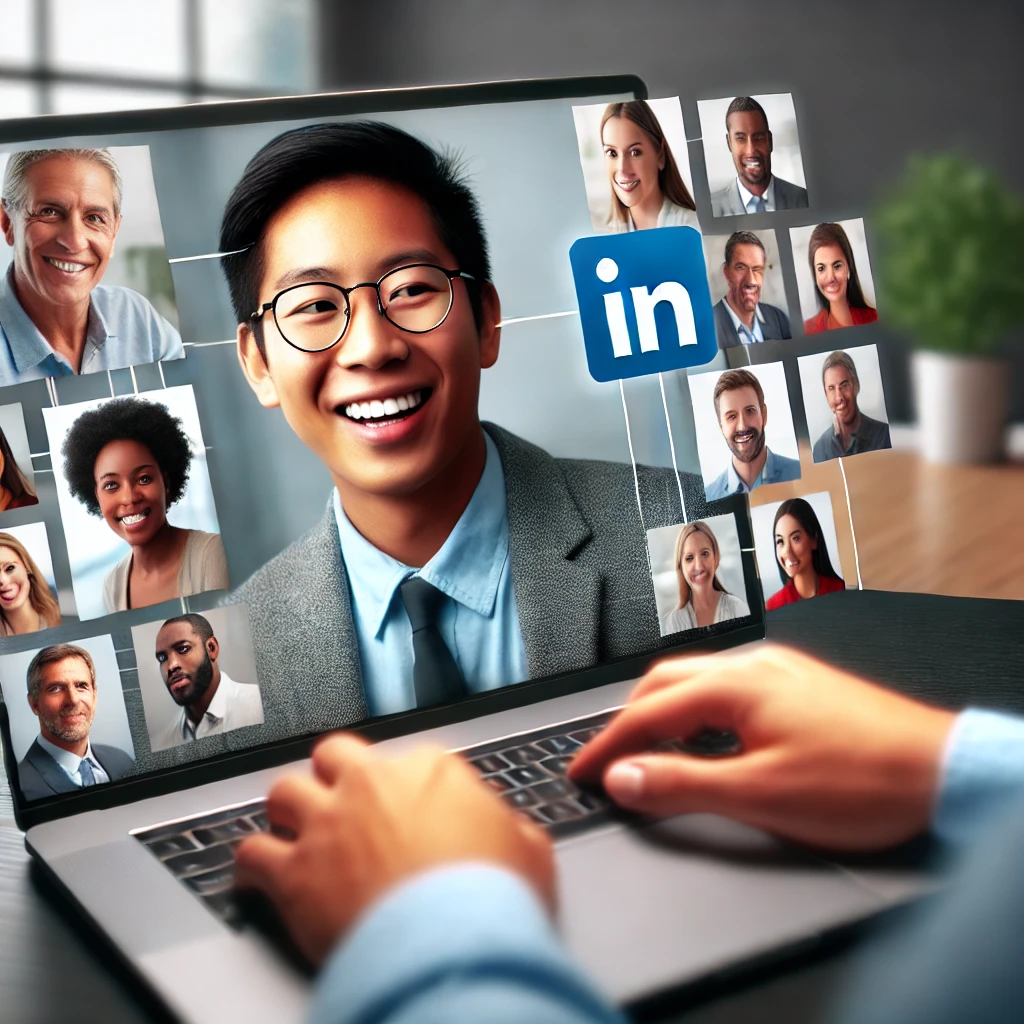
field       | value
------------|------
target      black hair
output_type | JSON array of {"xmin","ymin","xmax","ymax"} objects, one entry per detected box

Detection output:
[
  {"xmin": 725, "ymin": 96, "xmax": 769, "ymax": 132},
  {"xmin": 772, "ymin": 498, "xmax": 843, "ymax": 586},
  {"xmin": 219, "ymin": 121, "xmax": 492, "ymax": 350},
  {"xmin": 61, "ymin": 397, "xmax": 193, "ymax": 517},
  {"xmin": 724, "ymin": 230, "xmax": 765, "ymax": 266},
  {"xmin": 160, "ymin": 613, "xmax": 215, "ymax": 645},
  {"xmin": 0, "ymin": 424, "xmax": 36, "ymax": 501}
]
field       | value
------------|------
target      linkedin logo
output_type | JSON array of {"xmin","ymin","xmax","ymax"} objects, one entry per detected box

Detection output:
[{"xmin": 569, "ymin": 227, "xmax": 717, "ymax": 382}]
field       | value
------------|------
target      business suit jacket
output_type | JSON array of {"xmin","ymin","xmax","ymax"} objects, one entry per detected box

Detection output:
[
  {"xmin": 17, "ymin": 738, "xmax": 134, "ymax": 801},
  {"xmin": 710, "ymin": 175, "xmax": 809, "ymax": 217},
  {"xmin": 712, "ymin": 299, "xmax": 791, "ymax": 349},
  {"xmin": 232, "ymin": 423, "xmax": 731, "ymax": 743}
]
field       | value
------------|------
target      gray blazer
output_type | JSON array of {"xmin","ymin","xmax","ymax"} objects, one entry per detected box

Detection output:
[
  {"xmin": 231, "ymin": 423, "xmax": 726, "ymax": 743},
  {"xmin": 17, "ymin": 738, "xmax": 134, "ymax": 802},
  {"xmin": 713, "ymin": 298, "xmax": 791, "ymax": 349},
  {"xmin": 710, "ymin": 175, "xmax": 809, "ymax": 217}
]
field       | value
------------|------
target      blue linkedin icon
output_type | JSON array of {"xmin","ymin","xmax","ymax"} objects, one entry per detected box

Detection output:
[{"xmin": 569, "ymin": 227, "xmax": 717, "ymax": 382}]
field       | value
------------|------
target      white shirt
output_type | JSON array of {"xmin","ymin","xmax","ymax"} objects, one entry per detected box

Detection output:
[
  {"xmin": 736, "ymin": 176, "xmax": 776, "ymax": 213},
  {"xmin": 722, "ymin": 297, "xmax": 766, "ymax": 344},
  {"xmin": 35, "ymin": 734, "xmax": 110, "ymax": 786},
  {"xmin": 610, "ymin": 196, "xmax": 701, "ymax": 233},
  {"xmin": 155, "ymin": 671, "xmax": 264, "ymax": 750},
  {"xmin": 661, "ymin": 592, "xmax": 751, "ymax": 635}
]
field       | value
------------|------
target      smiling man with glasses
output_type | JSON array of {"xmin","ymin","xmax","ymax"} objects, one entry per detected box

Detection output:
[{"xmin": 220, "ymin": 121, "xmax": 718, "ymax": 731}]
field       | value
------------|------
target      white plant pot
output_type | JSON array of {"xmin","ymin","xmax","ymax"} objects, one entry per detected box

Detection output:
[{"xmin": 912, "ymin": 350, "xmax": 1010, "ymax": 464}]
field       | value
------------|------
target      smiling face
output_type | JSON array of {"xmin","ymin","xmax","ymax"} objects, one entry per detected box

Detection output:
[
  {"xmin": 155, "ymin": 621, "xmax": 216, "ymax": 707},
  {"xmin": 0, "ymin": 545, "xmax": 31, "ymax": 614},
  {"xmin": 30, "ymin": 655, "xmax": 96, "ymax": 745},
  {"xmin": 93, "ymin": 438, "xmax": 169, "ymax": 547},
  {"xmin": 0, "ymin": 155, "xmax": 120, "ymax": 313},
  {"xmin": 726, "ymin": 111, "xmax": 772, "ymax": 189},
  {"xmin": 681, "ymin": 531, "xmax": 718, "ymax": 591},
  {"xmin": 813, "ymin": 244, "xmax": 850, "ymax": 306},
  {"xmin": 775, "ymin": 512, "xmax": 817, "ymax": 580},
  {"xmin": 824, "ymin": 364, "xmax": 859, "ymax": 425},
  {"xmin": 237, "ymin": 176, "xmax": 500, "ymax": 503},
  {"xmin": 717, "ymin": 385, "xmax": 767, "ymax": 464},
  {"xmin": 602, "ymin": 116, "xmax": 664, "ymax": 211},
  {"xmin": 723, "ymin": 242, "xmax": 765, "ymax": 314}
]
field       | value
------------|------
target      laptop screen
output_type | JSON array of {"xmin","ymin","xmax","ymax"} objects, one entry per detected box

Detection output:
[{"xmin": 0, "ymin": 79, "xmax": 761, "ymax": 813}]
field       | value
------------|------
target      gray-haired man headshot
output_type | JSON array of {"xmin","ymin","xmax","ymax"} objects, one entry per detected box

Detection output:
[
  {"xmin": 16, "ymin": 643, "xmax": 133, "ymax": 802},
  {"xmin": 0, "ymin": 147, "xmax": 183, "ymax": 385},
  {"xmin": 811, "ymin": 350, "xmax": 892, "ymax": 463},
  {"xmin": 152, "ymin": 613, "xmax": 264, "ymax": 751},
  {"xmin": 712, "ymin": 231, "xmax": 792, "ymax": 349},
  {"xmin": 704, "ymin": 368, "xmax": 801, "ymax": 500},
  {"xmin": 710, "ymin": 97, "xmax": 809, "ymax": 217}
]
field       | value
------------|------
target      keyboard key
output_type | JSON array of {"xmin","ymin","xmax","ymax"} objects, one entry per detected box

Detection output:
[
  {"xmin": 539, "ymin": 756, "xmax": 572, "ymax": 776},
  {"xmin": 532, "ymin": 779, "xmax": 574, "ymax": 802},
  {"xmin": 484, "ymin": 774, "xmax": 515, "ymax": 793},
  {"xmin": 250, "ymin": 810, "xmax": 269, "ymax": 831},
  {"xmin": 504, "ymin": 765, "xmax": 549, "ymax": 787},
  {"xmin": 142, "ymin": 834, "xmax": 199, "ymax": 859},
  {"xmin": 534, "ymin": 800, "xmax": 585, "ymax": 824},
  {"xmin": 192, "ymin": 818, "xmax": 256, "ymax": 846},
  {"xmin": 184, "ymin": 865, "xmax": 236, "ymax": 896},
  {"xmin": 162, "ymin": 843, "xmax": 235, "ymax": 878},
  {"xmin": 574, "ymin": 792, "xmax": 608, "ymax": 813},
  {"xmin": 567, "ymin": 727, "xmax": 603, "ymax": 745},
  {"xmin": 469, "ymin": 753, "xmax": 510, "ymax": 775},
  {"xmin": 500, "ymin": 744, "xmax": 547, "ymax": 766},
  {"xmin": 503, "ymin": 788, "xmax": 540, "ymax": 810},
  {"xmin": 536, "ymin": 735, "xmax": 582, "ymax": 757}
]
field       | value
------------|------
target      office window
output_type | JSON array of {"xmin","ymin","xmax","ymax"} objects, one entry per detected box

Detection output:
[{"xmin": 0, "ymin": 0, "xmax": 318, "ymax": 119}]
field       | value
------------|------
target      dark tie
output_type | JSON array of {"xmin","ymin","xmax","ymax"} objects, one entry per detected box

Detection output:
[
  {"xmin": 79, "ymin": 758, "xmax": 97, "ymax": 787},
  {"xmin": 399, "ymin": 576, "xmax": 467, "ymax": 708}
]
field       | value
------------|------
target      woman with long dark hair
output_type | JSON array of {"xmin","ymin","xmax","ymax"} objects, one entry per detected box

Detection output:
[
  {"xmin": 804, "ymin": 222, "xmax": 878, "ymax": 333},
  {"xmin": 766, "ymin": 498, "xmax": 845, "ymax": 610},
  {"xmin": 600, "ymin": 100, "xmax": 699, "ymax": 232},
  {"xmin": 0, "ymin": 424, "xmax": 38, "ymax": 512}
]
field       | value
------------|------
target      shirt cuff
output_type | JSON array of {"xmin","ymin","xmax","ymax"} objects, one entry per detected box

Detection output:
[
  {"xmin": 933, "ymin": 708, "xmax": 1024, "ymax": 846},
  {"xmin": 309, "ymin": 863, "xmax": 621, "ymax": 1024}
]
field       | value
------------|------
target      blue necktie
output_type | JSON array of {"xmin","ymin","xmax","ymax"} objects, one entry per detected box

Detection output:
[
  {"xmin": 752, "ymin": 195, "xmax": 765, "ymax": 213},
  {"xmin": 78, "ymin": 758, "xmax": 97, "ymax": 787}
]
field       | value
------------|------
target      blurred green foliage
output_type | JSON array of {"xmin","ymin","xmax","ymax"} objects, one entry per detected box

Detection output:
[{"xmin": 875, "ymin": 155, "xmax": 1024, "ymax": 354}]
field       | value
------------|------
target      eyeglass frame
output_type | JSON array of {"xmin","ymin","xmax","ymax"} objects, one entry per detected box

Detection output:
[{"xmin": 248, "ymin": 263, "xmax": 478, "ymax": 353}]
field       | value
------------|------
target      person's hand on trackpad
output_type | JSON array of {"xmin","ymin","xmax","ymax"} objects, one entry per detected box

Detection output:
[
  {"xmin": 234, "ymin": 735, "xmax": 555, "ymax": 966},
  {"xmin": 568, "ymin": 643, "xmax": 956, "ymax": 852}
]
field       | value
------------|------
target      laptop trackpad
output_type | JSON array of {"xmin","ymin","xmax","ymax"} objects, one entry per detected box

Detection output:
[{"xmin": 556, "ymin": 814, "xmax": 885, "ymax": 1005}]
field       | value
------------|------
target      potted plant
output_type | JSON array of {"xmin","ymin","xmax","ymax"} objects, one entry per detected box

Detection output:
[{"xmin": 875, "ymin": 155, "xmax": 1024, "ymax": 463}]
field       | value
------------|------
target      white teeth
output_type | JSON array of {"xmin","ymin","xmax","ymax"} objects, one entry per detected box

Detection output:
[
  {"xmin": 344, "ymin": 390, "xmax": 423, "ymax": 421},
  {"xmin": 45, "ymin": 257, "xmax": 87, "ymax": 273},
  {"xmin": 121, "ymin": 513, "xmax": 147, "ymax": 525}
]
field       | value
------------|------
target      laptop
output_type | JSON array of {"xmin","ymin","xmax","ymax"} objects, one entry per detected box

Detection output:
[{"xmin": 0, "ymin": 76, "xmax": 925, "ymax": 1023}]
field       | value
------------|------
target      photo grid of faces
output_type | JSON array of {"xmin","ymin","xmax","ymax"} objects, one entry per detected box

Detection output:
[{"xmin": 0, "ymin": 85, "xmax": 894, "ymax": 806}]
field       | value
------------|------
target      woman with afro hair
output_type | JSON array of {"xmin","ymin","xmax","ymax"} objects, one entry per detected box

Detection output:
[{"xmin": 61, "ymin": 396, "xmax": 228, "ymax": 612}]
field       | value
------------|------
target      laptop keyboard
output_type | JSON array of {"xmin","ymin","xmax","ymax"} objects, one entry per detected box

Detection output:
[{"xmin": 133, "ymin": 710, "xmax": 622, "ymax": 926}]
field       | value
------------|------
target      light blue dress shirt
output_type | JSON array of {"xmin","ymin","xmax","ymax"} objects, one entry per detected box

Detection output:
[
  {"xmin": 721, "ymin": 298, "xmax": 765, "ymax": 345},
  {"xmin": 736, "ymin": 176, "xmax": 776, "ymax": 213},
  {"xmin": 0, "ymin": 263, "xmax": 183, "ymax": 385},
  {"xmin": 704, "ymin": 446, "xmax": 802, "ymax": 500},
  {"xmin": 310, "ymin": 708, "xmax": 1024, "ymax": 1024},
  {"xmin": 35, "ymin": 734, "xmax": 110, "ymax": 787},
  {"xmin": 334, "ymin": 431, "xmax": 529, "ymax": 717}
]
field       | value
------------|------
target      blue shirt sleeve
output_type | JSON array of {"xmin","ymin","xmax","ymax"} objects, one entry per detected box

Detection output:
[
  {"xmin": 309, "ymin": 864, "xmax": 625, "ymax": 1024},
  {"xmin": 933, "ymin": 708, "xmax": 1024, "ymax": 846}
]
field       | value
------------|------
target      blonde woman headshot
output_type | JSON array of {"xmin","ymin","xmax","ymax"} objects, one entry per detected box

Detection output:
[
  {"xmin": 661, "ymin": 520, "xmax": 750, "ymax": 634},
  {"xmin": 600, "ymin": 100, "xmax": 699, "ymax": 232},
  {"xmin": 0, "ymin": 531, "xmax": 61, "ymax": 636}
]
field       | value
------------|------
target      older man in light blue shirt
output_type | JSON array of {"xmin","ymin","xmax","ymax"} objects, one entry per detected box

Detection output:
[{"xmin": 0, "ymin": 147, "xmax": 183, "ymax": 385}]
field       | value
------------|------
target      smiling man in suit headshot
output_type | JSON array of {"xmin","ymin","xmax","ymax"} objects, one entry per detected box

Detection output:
[
  {"xmin": 220, "ymin": 122, "xmax": 725, "ymax": 739},
  {"xmin": 710, "ymin": 97, "xmax": 809, "ymax": 217},
  {"xmin": 712, "ymin": 231, "xmax": 792, "ymax": 348},
  {"xmin": 17, "ymin": 643, "xmax": 133, "ymax": 802}
]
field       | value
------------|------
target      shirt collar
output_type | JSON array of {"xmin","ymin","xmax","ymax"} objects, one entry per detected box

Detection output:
[
  {"xmin": 335, "ymin": 430, "xmax": 510, "ymax": 639},
  {"xmin": 0, "ymin": 263, "xmax": 112, "ymax": 374},
  {"xmin": 625, "ymin": 196, "xmax": 674, "ymax": 232},
  {"xmin": 725, "ymin": 446, "xmax": 777, "ymax": 494},
  {"xmin": 36, "ymin": 733, "xmax": 99, "ymax": 775},
  {"xmin": 721, "ymin": 297, "xmax": 766, "ymax": 336},
  {"xmin": 177, "ymin": 671, "xmax": 234, "ymax": 738},
  {"xmin": 735, "ymin": 176, "xmax": 775, "ymax": 211}
]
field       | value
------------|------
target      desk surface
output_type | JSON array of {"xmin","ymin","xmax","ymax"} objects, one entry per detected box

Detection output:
[{"xmin": 2, "ymin": 590, "xmax": 1023, "ymax": 1024}]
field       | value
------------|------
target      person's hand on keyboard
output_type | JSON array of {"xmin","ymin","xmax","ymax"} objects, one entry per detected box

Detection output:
[
  {"xmin": 569, "ymin": 643, "xmax": 955, "ymax": 852},
  {"xmin": 233, "ymin": 733, "xmax": 555, "ymax": 965}
]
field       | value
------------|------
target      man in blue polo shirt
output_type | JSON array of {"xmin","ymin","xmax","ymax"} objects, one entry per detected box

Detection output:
[{"xmin": 0, "ymin": 147, "xmax": 182, "ymax": 384}]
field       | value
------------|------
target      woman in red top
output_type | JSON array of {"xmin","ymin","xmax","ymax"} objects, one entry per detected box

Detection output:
[
  {"xmin": 0, "ymin": 424, "xmax": 38, "ymax": 514},
  {"xmin": 803, "ymin": 222, "xmax": 878, "ymax": 334},
  {"xmin": 765, "ymin": 497, "xmax": 845, "ymax": 610}
]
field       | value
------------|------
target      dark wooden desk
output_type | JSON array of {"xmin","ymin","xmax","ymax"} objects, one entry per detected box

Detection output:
[{"xmin": 2, "ymin": 591, "xmax": 1023, "ymax": 1024}]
